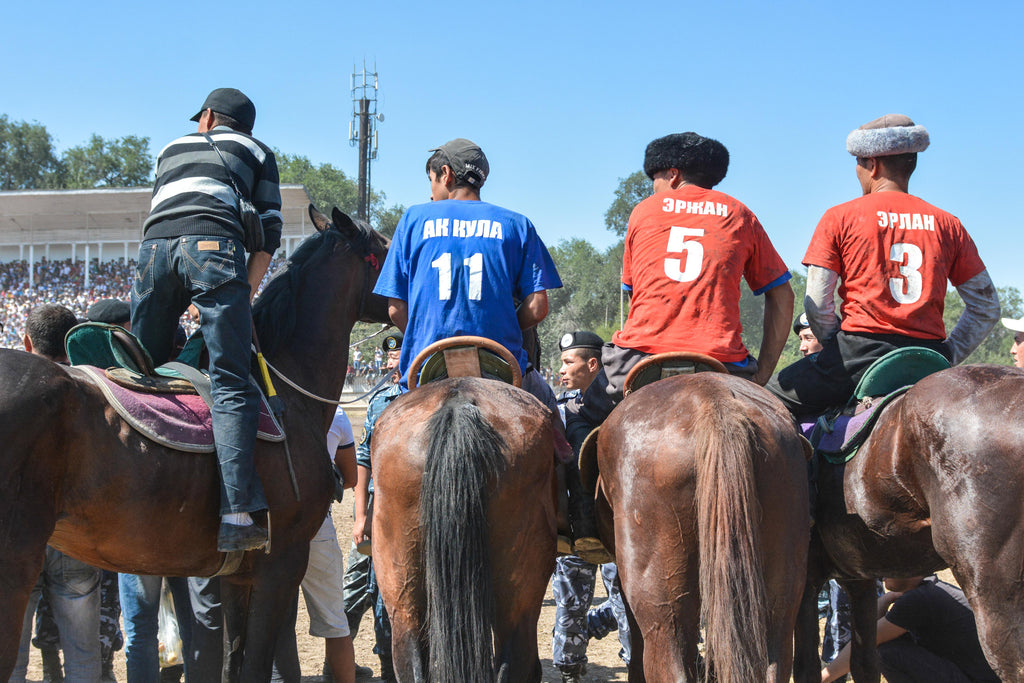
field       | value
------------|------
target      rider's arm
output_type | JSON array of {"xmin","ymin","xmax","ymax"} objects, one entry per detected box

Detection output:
[
  {"xmin": 752, "ymin": 281, "xmax": 794, "ymax": 386},
  {"xmin": 821, "ymin": 616, "xmax": 907, "ymax": 682},
  {"xmin": 517, "ymin": 290, "xmax": 549, "ymax": 330},
  {"xmin": 247, "ymin": 251, "xmax": 273, "ymax": 302},
  {"xmin": 352, "ymin": 465, "xmax": 372, "ymax": 544},
  {"xmin": 388, "ymin": 298, "xmax": 408, "ymax": 332},
  {"xmin": 946, "ymin": 269, "xmax": 1000, "ymax": 365},
  {"xmin": 805, "ymin": 265, "xmax": 841, "ymax": 342}
]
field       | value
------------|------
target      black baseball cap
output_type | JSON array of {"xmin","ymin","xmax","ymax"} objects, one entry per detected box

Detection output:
[
  {"xmin": 429, "ymin": 138, "xmax": 489, "ymax": 187},
  {"xmin": 559, "ymin": 331, "xmax": 604, "ymax": 352},
  {"xmin": 190, "ymin": 88, "xmax": 256, "ymax": 132},
  {"xmin": 793, "ymin": 312, "xmax": 811, "ymax": 335}
]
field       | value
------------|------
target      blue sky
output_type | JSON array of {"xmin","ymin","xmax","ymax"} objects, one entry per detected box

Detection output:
[{"xmin": 4, "ymin": 1, "xmax": 1023, "ymax": 294}]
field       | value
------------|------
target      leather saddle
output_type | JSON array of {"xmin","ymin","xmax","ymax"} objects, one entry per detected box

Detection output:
[{"xmin": 407, "ymin": 335, "xmax": 521, "ymax": 388}]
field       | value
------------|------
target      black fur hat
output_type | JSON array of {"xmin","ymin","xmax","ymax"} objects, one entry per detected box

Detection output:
[{"xmin": 643, "ymin": 132, "xmax": 729, "ymax": 189}]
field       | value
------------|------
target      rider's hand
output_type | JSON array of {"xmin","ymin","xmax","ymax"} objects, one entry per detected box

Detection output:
[{"xmin": 352, "ymin": 513, "xmax": 369, "ymax": 545}]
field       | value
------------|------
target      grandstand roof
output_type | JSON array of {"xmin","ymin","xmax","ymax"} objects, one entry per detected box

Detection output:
[{"xmin": 0, "ymin": 185, "xmax": 316, "ymax": 247}]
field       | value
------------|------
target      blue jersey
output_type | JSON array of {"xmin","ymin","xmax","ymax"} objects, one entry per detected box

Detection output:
[{"xmin": 374, "ymin": 200, "xmax": 562, "ymax": 390}]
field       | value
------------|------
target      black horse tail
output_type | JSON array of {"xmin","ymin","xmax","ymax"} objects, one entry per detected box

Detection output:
[
  {"xmin": 421, "ymin": 390, "xmax": 507, "ymax": 682},
  {"xmin": 695, "ymin": 393, "xmax": 769, "ymax": 683}
]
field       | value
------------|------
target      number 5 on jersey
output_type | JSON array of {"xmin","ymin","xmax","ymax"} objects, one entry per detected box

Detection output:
[
  {"xmin": 664, "ymin": 226, "xmax": 705, "ymax": 283},
  {"xmin": 432, "ymin": 252, "xmax": 483, "ymax": 301}
]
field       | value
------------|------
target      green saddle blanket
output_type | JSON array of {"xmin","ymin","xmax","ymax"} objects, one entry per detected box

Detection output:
[
  {"xmin": 812, "ymin": 346, "xmax": 951, "ymax": 464},
  {"xmin": 65, "ymin": 322, "xmax": 211, "ymax": 394}
]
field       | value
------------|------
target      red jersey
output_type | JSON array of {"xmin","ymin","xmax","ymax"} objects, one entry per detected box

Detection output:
[
  {"xmin": 612, "ymin": 186, "xmax": 790, "ymax": 362},
  {"xmin": 803, "ymin": 192, "xmax": 985, "ymax": 340}
]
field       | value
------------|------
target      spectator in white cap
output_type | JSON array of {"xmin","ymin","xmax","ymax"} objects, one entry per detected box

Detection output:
[{"xmin": 1001, "ymin": 317, "xmax": 1024, "ymax": 368}]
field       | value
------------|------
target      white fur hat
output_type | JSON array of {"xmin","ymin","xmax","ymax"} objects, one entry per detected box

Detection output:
[{"xmin": 846, "ymin": 114, "xmax": 930, "ymax": 157}]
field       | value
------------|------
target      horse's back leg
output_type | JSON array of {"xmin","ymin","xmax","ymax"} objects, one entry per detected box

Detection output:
[
  {"xmin": 842, "ymin": 579, "xmax": 882, "ymax": 683},
  {"xmin": 388, "ymin": 614, "xmax": 427, "ymax": 683},
  {"xmin": 792, "ymin": 534, "xmax": 829, "ymax": 683},
  {"xmin": 622, "ymin": 594, "xmax": 646, "ymax": 683},
  {"xmin": 954, "ymin": 564, "xmax": 1024, "ymax": 680},
  {"xmin": 618, "ymin": 544, "xmax": 700, "ymax": 682},
  {"xmin": 0, "ymin": 521, "xmax": 51, "ymax": 679},
  {"xmin": 493, "ymin": 617, "xmax": 542, "ymax": 683}
]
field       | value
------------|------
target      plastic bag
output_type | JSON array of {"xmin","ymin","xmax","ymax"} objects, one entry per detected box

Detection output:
[{"xmin": 158, "ymin": 580, "xmax": 184, "ymax": 668}]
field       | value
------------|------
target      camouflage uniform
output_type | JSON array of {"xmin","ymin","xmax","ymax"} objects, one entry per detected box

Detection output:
[
  {"xmin": 552, "ymin": 557, "xmax": 631, "ymax": 674},
  {"xmin": 554, "ymin": 385, "xmax": 631, "ymax": 677}
]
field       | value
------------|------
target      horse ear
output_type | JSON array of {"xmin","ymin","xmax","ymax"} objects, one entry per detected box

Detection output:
[
  {"xmin": 308, "ymin": 204, "xmax": 333, "ymax": 234},
  {"xmin": 331, "ymin": 208, "xmax": 361, "ymax": 240}
]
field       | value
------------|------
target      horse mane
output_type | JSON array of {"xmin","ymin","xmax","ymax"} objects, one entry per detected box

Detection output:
[{"xmin": 251, "ymin": 227, "xmax": 348, "ymax": 357}]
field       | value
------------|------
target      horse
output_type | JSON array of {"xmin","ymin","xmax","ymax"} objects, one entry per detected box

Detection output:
[
  {"xmin": 792, "ymin": 363, "xmax": 1024, "ymax": 683},
  {"xmin": 594, "ymin": 372, "xmax": 810, "ymax": 683},
  {"xmin": 370, "ymin": 376, "xmax": 557, "ymax": 682},
  {"xmin": 0, "ymin": 205, "xmax": 390, "ymax": 681}
]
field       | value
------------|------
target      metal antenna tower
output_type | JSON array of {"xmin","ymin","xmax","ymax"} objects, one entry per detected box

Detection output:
[{"xmin": 349, "ymin": 64, "xmax": 382, "ymax": 222}]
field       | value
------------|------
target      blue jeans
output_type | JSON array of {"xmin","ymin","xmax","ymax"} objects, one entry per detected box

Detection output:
[
  {"xmin": 185, "ymin": 577, "xmax": 224, "ymax": 683},
  {"xmin": 119, "ymin": 574, "xmax": 192, "ymax": 683},
  {"xmin": 11, "ymin": 547, "xmax": 100, "ymax": 683},
  {"xmin": 130, "ymin": 235, "xmax": 266, "ymax": 515}
]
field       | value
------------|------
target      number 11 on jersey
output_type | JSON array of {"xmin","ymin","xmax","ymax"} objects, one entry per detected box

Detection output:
[{"xmin": 432, "ymin": 252, "xmax": 483, "ymax": 301}]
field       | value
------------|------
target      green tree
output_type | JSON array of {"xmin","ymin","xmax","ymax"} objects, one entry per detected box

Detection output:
[
  {"xmin": 276, "ymin": 152, "xmax": 359, "ymax": 215},
  {"xmin": 374, "ymin": 203, "xmax": 405, "ymax": 239},
  {"xmin": 604, "ymin": 171, "xmax": 650, "ymax": 236},
  {"xmin": 60, "ymin": 134, "xmax": 152, "ymax": 188},
  {"xmin": 539, "ymin": 238, "xmax": 624, "ymax": 366},
  {"xmin": 276, "ymin": 150, "xmax": 402, "ymax": 234},
  {"xmin": 0, "ymin": 115, "xmax": 62, "ymax": 190}
]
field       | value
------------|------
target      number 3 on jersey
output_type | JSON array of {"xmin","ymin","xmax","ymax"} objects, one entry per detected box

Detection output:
[
  {"xmin": 432, "ymin": 252, "xmax": 483, "ymax": 301},
  {"xmin": 664, "ymin": 226, "xmax": 705, "ymax": 283},
  {"xmin": 889, "ymin": 242, "xmax": 923, "ymax": 304}
]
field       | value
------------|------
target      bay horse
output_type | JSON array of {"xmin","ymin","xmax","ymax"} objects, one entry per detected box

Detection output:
[
  {"xmin": 370, "ymin": 377, "xmax": 557, "ymax": 682},
  {"xmin": 595, "ymin": 372, "xmax": 810, "ymax": 683},
  {"xmin": 0, "ymin": 205, "xmax": 390, "ymax": 681},
  {"xmin": 792, "ymin": 364, "xmax": 1024, "ymax": 683}
]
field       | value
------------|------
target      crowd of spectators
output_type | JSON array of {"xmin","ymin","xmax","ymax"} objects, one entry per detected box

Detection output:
[{"xmin": 1, "ymin": 256, "xmax": 291, "ymax": 350}]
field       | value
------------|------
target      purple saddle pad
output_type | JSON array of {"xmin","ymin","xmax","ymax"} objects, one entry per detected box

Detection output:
[
  {"xmin": 76, "ymin": 365, "xmax": 284, "ymax": 453},
  {"xmin": 811, "ymin": 404, "xmax": 878, "ymax": 454}
]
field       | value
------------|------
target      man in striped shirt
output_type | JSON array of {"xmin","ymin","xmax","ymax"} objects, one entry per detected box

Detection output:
[{"xmin": 130, "ymin": 88, "xmax": 283, "ymax": 552}]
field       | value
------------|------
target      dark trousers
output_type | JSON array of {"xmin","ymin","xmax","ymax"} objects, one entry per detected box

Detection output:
[
  {"xmin": 131, "ymin": 235, "xmax": 266, "ymax": 515},
  {"xmin": 766, "ymin": 330, "xmax": 952, "ymax": 419},
  {"xmin": 879, "ymin": 635, "xmax": 973, "ymax": 683}
]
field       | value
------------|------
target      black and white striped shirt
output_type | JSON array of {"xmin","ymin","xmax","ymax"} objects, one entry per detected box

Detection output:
[{"xmin": 143, "ymin": 125, "xmax": 283, "ymax": 253}]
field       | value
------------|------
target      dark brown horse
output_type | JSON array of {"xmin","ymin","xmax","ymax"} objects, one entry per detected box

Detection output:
[
  {"xmin": 793, "ymin": 364, "xmax": 1024, "ymax": 683},
  {"xmin": 596, "ymin": 372, "xmax": 810, "ymax": 683},
  {"xmin": 370, "ymin": 377, "xmax": 557, "ymax": 682},
  {"xmin": 0, "ymin": 206, "xmax": 390, "ymax": 681}
]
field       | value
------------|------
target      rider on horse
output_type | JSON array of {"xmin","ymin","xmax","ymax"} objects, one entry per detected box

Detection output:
[
  {"xmin": 569, "ymin": 131, "xmax": 795, "ymax": 559},
  {"xmin": 371, "ymin": 138, "xmax": 592, "ymax": 535},
  {"xmin": 130, "ymin": 88, "xmax": 283, "ymax": 553},
  {"xmin": 766, "ymin": 114, "xmax": 1001, "ymax": 417}
]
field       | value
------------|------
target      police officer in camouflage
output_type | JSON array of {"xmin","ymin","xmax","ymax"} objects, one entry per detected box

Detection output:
[{"xmin": 553, "ymin": 331, "xmax": 631, "ymax": 682}]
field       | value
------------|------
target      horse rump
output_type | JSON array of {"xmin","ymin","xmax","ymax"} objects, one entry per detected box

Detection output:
[{"xmin": 420, "ymin": 390, "xmax": 507, "ymax": 682}]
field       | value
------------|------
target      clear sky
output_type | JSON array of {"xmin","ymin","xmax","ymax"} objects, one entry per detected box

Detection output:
[{"xmin": 4, "ymin": 1, "xmax": 1022, "ymax": 293}]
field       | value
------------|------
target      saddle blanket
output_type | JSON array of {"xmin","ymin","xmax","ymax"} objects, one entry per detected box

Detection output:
[
  {"xmin": 805, "ymin": 406, "xmax": 876, "ymax": 454},
  {"xmin": 76, "ymin": 365, "xmax": 285, "ymax": 453}
]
